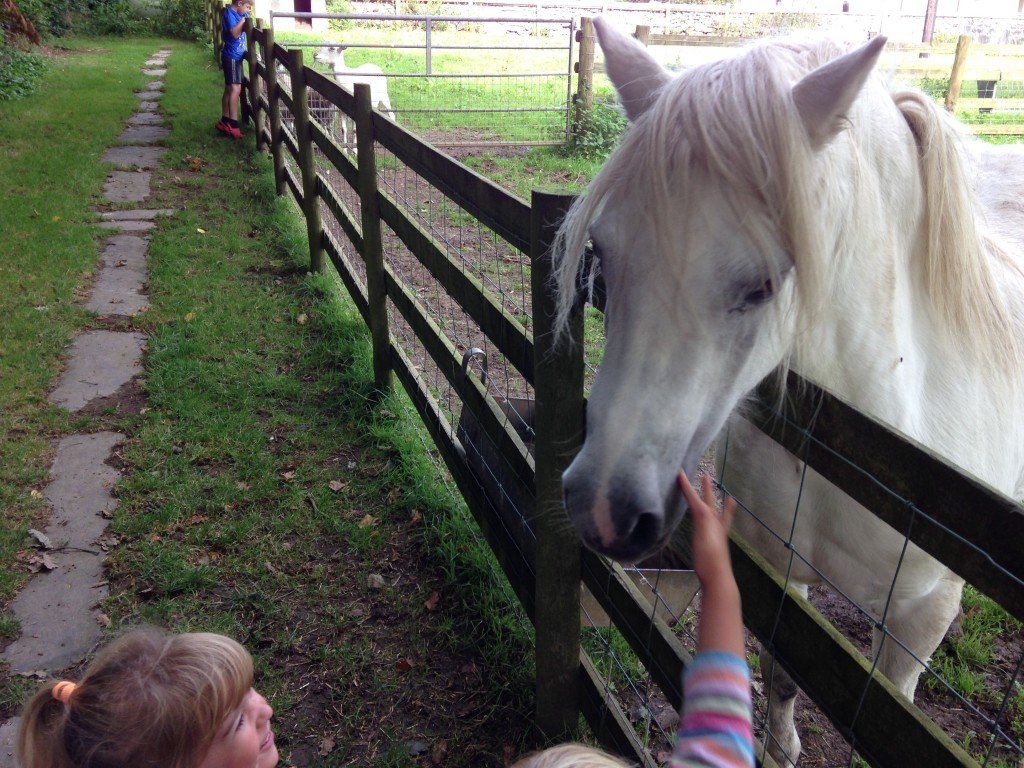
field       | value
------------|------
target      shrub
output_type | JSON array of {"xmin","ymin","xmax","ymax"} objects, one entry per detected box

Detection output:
[
  {"xmin": 917, "ymin": 75, "xmax": 950, "ymax": 102},
  {"xmin": 15, "ymin": 0, "xmax": 81, "ymax": 36},
  {"xmin": 325, "ymin": 0, "xmax": 352, "ymax": 32},
  {"xmin": 0, "ymin": 42, "xmax": 46, "ymax": 101},
  {"xmin": 78, "ymin": 0, "xmax": 147, "ymax": 35},
  {"xmin": 153, "ymin": 0, "xmax": 204, "ymax": 39},
  {"xmin": 567, "ymin": 98, "xmax": 627, "ymax": 160}
]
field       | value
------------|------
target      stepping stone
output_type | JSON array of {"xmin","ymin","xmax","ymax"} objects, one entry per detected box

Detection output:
[
  {"xmin": 142, "ymin": 68, "xmax": 166, "ymax": 77},
  {"xmin": 99, "ymin": 208, "xmax": 173, "ymax": 221},
  {"xmin": 128, "ymin": 112, "xmax": 163, "ymax": 126},
  {"xmin": 117, "ymin": 125, "xmax": 169, "ymax": 144},
  {"xmin": 96, "ymin": 220, "xmax": 155, "ymax": 232},
  {"xmin": 103, "ymin": 170, "xmax": 151, "ymax": 203},
  {"xmin": 144, "ymin": 58, "xmax": 162, "ymax": 66},
  {"xmin": 49, "ymin": 332, "xmax": 147, "ymax": 411},
  {"xmin": 135, "ymin": 90, "xmax": 162, "ymax": 100},
  {"xmin": 102, "ymin": 145, "xmax": 166, "ymax": 169},
  {"xmin": 85, "ymin": 234, "xmax": 150, "ymax": 316},
  {"xmin": 0, "ymin": 718, "xmax": 18, "ymax": 768},
  {"xmin": 139, "ymin": 100, "xmax": 159, "ymax": 111},
  {"xmin": 146, "ymin": 81, "xmax": 164, "ymax": 90},
  {"xmin": 1, "ymin": 432, "xmax": 124, "ymax": 674}
]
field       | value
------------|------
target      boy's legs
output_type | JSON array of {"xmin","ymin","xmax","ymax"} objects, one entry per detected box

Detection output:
[{"xmin": 227, "ymin": 83, "xmax": 242, "ymax": 120}]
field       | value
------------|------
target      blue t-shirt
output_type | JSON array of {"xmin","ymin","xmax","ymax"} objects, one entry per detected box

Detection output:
[{"xmin": 222, "ymin": 6, "xmax": 247, "ymax": 61}]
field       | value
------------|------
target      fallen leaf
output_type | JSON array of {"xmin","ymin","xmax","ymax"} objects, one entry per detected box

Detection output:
[
  {"xmin": 29, "ymin": 489, "xmax": 43, "ymax": 500},
  {"xmin": 407, "ymin": 509, "xmax": 423, "ymax": 527},
  {"xmin": 367, "ymin": 573, "xmax": 385, "ymax": 589},
  {"xmin": 328, "ymin": 479, "xmax": 346, "ymax": 493},
  {"xmin": 431, "ymin": 741, "xmax": 449, "ymax": 765},
  {"xmin": 26, "ymin": 553, "xmax": 57, "ymax": 573},
  {"xmin": 424, "ymin": 590, "xmax": 440, "ymax": 611},
  {"xmin": 318, "ymin": 736, "xmax": 335, "ymax": 757},
  {"xmin": 265, "ymin": 561, "xmax": 279, "ymax": 574},
  {"xmin": 386, "ymin": 487, "xmax": 401, "ymax": 504},
  {"xmin": 196, "ymin": 227, "xmax": 206, "ymax": 234},
  {"xmin": 236, "ymin": 481, "xmax": 250, "ymax": 491},
  {"xmin": 395, "ymin": 657, "xmax": 412, "ymax": 672},
  {"xmin": 27, "ymin": 529, "xmax": 53, "ymax": 550},
  {"xmin": 96, "ymin": 613, "xmax": 112, "ymax": 628},
  {"xmin": 358, "ymin": 514, "xmax": 378, "ymax": 529},
  {"xmin": 183, "ymin": 312, "xmax": 195, "ymax": 321},
  {"xmin": 52, "ymin": 215, "xmax": 60, "ymax": 221},
  {"xmin": 281, "ymin": 470, "xmax": 296, "ymax": 482},
  {"xmin": 296, "ymin": 313, "xmax": 308, "ymax": 325}
]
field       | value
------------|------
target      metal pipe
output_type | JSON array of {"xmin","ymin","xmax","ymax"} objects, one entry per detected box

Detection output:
[{"xmin": 270, "ymin": 11, "xmax": 574, "ymax": 23}]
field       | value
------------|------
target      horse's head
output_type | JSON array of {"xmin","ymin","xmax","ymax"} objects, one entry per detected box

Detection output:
[{"xmin": 556, "ymin": 20, "xmax": 887, "ymax": 562}]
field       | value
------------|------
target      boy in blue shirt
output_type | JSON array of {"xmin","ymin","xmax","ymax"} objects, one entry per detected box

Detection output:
[{"xmin": 217, "ymin": 0, "xmax": 253, "ymax": 139}]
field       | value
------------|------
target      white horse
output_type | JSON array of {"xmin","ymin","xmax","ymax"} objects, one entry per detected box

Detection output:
[
  {"xmin": 313, "ymin": 45, "xmax": 396, "ymax": 149},
  {"xmin": 553, "ymin": 19, "xmax": 1024, "ymax": 765}
]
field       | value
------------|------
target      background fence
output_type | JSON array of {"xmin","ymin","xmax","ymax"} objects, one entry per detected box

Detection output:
[
  {"xmin": 210, "ymin": 5, "xmax": 1024, "ymax": 765},
  {"xmin": 268, "ymin": 11, "xmax": 577, "ymax": 147},
  {"xmin": 576, "ymin": 25, "xmax": 1024, "ymax": 136}
]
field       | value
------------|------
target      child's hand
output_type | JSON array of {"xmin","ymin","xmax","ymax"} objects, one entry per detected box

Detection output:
[{"xmin": 678, "ymin": 470, "xmax": 737, "ymax": 589}]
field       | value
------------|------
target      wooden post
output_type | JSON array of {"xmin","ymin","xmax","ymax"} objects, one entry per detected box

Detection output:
[
  {"xmin": 264, "ymin": 26, "xmax": 286, "ymax": 196},
  {"xmin": 530, "ymin": 190, "xmax": 585, "ymax": 739},
  {"xmin": 573, "ymin": 16, "xmax": 595, "ymax": 141},
  {"xmin": 287, "ymin": 48, "xmax": 326, "ymax": 274},
  {"xmin": 247, "ymin": 19, "xmax": 264, "ymax": 148},
  {"xmin": 945, "ymin": 34, "xmax": 971, "ymax": 112},
  {"xmin": 355, "ymin": 83, "xmax": 392, "ymax": 394},
  {"xmin": 634, "ymin": 24, "xmax": 650, "ymax": 46}
]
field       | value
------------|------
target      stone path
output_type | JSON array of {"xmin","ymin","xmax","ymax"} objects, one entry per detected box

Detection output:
[{"xmin": 0, "ymin": 48, "xmax": 173, "ymax": 768}]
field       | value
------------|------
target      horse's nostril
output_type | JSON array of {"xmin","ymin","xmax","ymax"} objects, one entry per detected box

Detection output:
[{"xmin": 627, "ymin": 511, "xmax": 662, "ymax": 552}]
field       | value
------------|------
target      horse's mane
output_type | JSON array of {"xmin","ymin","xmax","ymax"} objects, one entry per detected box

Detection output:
[{"xmin": 553, "ymin": 37, "xmax": 1020, "ymax": 375}]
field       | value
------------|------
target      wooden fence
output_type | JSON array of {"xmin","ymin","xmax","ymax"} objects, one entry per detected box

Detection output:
[
  {"xmin": 575, "ymin": 25, "xmax": 1024, "ymax": 136},
  {"xmin": 210, "ymin": 4, "xmax": 1024, "ymax": 765}
]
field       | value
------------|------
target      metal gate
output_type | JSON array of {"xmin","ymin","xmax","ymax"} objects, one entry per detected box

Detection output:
[{"xmin": 269, "ymin": 11, "xmax": 577, "ymax": 147}]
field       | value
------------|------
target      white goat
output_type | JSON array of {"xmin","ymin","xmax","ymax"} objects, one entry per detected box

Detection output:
[{"xmin": 313, "ymin": 45, "xmax": 396, "ymax": 121}]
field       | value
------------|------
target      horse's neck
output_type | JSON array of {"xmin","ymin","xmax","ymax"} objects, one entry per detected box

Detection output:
[{"xmin": 792, "ymin": 131, "xmax": 1024, "ymax": 492}]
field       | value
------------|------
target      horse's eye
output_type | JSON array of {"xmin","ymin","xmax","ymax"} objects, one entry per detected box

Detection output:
[
  {"xmin": 745, "ymin": 279, "xmax": 774, "ymax": 305},
  {"xmin": 731, "ymin": 279, "xmax": 775, "ymax": 314}
]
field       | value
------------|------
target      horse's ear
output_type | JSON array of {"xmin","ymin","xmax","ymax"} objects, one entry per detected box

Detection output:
[
  {"xmin": 593, "ymin": 16, "xmax": 671, "ymax": 122},
  {"xmin": 792, "ymin": 35, "xmax": 887, "ymax": 148}
]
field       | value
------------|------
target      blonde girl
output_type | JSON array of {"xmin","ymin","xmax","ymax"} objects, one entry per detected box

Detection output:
[{"xmin": 17, "ymin": 628, "xmax": 278, "ymax": 768}]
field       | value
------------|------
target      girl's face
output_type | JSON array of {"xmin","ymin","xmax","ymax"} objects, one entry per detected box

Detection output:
[{"xmin": 198, "ymin": 689, "xmax": 278, "ymax": 768}]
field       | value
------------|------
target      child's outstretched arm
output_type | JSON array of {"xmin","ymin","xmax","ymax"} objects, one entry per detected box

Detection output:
[
  {"xmin": 678, "ymin": 471, "xmax": 743, "ymax": 658},
  {"xmin": 672, "ymin": 471, "xmax": 753, "ymax": 768}
]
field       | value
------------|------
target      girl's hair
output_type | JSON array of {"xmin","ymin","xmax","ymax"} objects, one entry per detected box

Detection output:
[
  {"xmin": 511, "ymin": 744, "xmax": 632, "ymax": 768},
  {"xmin": 17, "ymin": 628, "xmax": 253, "ymax": 768}
]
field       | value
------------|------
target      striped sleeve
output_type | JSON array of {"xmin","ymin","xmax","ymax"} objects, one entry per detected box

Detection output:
[{"xmin": 670, "ymin": 651, "xmax": 755, "ymax": 768}]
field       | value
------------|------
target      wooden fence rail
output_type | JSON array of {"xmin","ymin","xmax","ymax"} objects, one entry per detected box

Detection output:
[{"xmin": 214, "ymin": 5, "xmax": 1023, "ymax": 765}]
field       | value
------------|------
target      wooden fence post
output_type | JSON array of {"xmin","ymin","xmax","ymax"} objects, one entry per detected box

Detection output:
[
  {"xmin": 355, "ymin": 82, "xmax": 392, "ymax": 394},
  {"xmin": 264, "ymin": 26, "xmax": 286, "ymax": 196},
  {"xmin": 286, "ymin": 48, "xmax": 326, "ymax": 274},
  {"xmin": 247, "ymin": 19, "xmax": 264, "ymax": 149},
  {"xmin": 634, "ymin": 24, "xmax": 650, "ymax": 46},
  {"xmin": 573, "ymin": 16, "xmax": 595, "ymax": 141},
  {"xmin": 530, "ymin": 190, "xmax": 585, "ymax": 739},
  {"xmin": 945, "ymin": 34, "xmax": 971, "ymax": 113}
]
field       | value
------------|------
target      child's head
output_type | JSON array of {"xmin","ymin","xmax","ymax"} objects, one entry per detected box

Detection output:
[
  {"xmin": 511, "ymin": 744, "xmax": 631, "ymax": 768},
  {"xmin": 234, "ymin": 0, "xmax": 252, "ymax": 12},
  {"xmin": 17, "ymin": 628, "xmax": 272, "ymax": 768}
]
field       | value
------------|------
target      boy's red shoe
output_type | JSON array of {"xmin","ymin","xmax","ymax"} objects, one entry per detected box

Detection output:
[
  {"xmin": 215, "ymin": 120, "xmax": 232, "ymax": 136},
  {"xmin": 229, "ymin": 125, "xmax": 243, "ymax": 139}
]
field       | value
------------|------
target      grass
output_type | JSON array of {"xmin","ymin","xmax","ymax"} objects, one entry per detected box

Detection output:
[{"xmin": 0, "ymin": 37, "xmax": 537, "ymax": 766}]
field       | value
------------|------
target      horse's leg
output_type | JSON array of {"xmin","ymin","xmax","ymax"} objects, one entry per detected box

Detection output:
[
  {"xmin": 759, "ymin": 645, "xmax": 801, "ymax": 766},
  {"xmin": 874, "ymin": 568, "xmax": 964, "ymax": 699}
]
